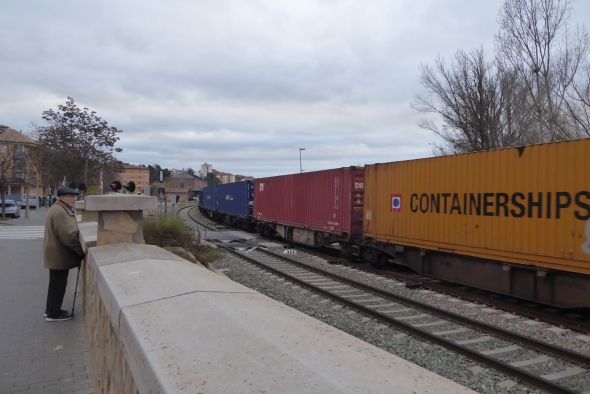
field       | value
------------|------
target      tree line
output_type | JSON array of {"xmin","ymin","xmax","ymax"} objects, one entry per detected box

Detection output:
[
  {"xmin": 414, "ymin": 0, "xmax": 590, "ymax": 154},
  {"xmin": 33, "ymin": 98, "xmax": 177, "ymax": 193},
  {"xmin": 30, "ymin": 95, "xmax": 216, "ymax": 195},
  {"xmin": 34, "ymin": 96, "xmax": 122, "ymax": 192}
]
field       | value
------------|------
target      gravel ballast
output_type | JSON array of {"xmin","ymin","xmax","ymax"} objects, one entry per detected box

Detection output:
[{"xmin": 210, "ymin": 246, "xmax": 577, "ymax": 393}]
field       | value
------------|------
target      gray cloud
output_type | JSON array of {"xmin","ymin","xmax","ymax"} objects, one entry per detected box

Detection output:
[{"xmin": 2, "ymin": 0, "xmax": 588, "ymax": 177}]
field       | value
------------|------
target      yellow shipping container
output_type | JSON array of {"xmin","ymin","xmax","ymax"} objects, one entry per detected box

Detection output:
[{"xmin": 364, "ymin": 138, "xmax": 590, "ymax": 276}]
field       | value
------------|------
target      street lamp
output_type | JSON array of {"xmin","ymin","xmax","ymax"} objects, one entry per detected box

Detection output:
[{"xmin": 299, "ymin": 148, "xmax": 306, "ymax": 173}]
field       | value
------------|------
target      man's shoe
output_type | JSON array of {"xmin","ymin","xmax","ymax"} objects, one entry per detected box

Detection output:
[
  {"xmin": 43, "ymin": 309, "xmax": 68, "ymax": 318},
  {"xmin": 45, "ymin": 311, "xmax": 73, "ymax": 322}
]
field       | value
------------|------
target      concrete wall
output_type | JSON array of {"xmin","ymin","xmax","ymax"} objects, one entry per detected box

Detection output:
[
  {"xmin": 83, "ymin": 253, "xmax": 138, "ymax": 393},
  {"xmin": 77, "ymin": 222, "xmax": 473, "ymax": 394}
]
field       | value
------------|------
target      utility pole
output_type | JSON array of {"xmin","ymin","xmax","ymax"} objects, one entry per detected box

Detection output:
[
  {"xmin": 299, "ymin": 148, "xmax": 306, "ymax": 173},
  {"xmin": 22, "ymin": 150, "xmax": 39, "ymax": 219},
  {"xmin": 24, "ymin": 162, "xmax": 30, "ymax": 219}
]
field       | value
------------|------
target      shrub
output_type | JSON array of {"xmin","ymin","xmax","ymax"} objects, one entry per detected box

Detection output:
[
  {"xmin": 144, "ymin": 215, "xmax": 192, "ymax": 247},
  {"xmin": 143, "ymin": 215, "xmax": 219, "ymax": 266},
  {"xmin": 86, "ymin": 185, "xmax": 101, "ymax": 195},
  {"xmin": 189, "ymin": 244, "xmax": 220, "ymax": 266}
]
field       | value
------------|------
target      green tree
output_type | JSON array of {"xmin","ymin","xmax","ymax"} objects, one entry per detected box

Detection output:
[
  {"xmin": 148, "ymin": 164, "xmax": 172, "ymax": 183},
  {"xmin": 35, "ymin": 97, "xmax": 123, "ymax": 190},
  {"xmin": 205, "ymin": 173, "xmax": 220, "ymax": 187},
  {"xmin": 148, "ymin": 164, "xmax": 162, "ymax": 183}
]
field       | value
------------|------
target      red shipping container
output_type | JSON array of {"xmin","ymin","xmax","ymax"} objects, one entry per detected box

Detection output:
[{"xmin": 254, "ymin": 167, "xmax": 364, "ymax": 246}]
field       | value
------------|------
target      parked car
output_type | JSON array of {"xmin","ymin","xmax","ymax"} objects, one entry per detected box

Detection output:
[
  {"xmin": 5, "ymin": 194, "xmax": 21, "ymax": 207},
  {"xmin": 1, "ymin": 199, "xmax": 21, "ymax": 218},
  {"xmin": 21, "ymin": 194, "xmax": 38, "ymax": 209}
]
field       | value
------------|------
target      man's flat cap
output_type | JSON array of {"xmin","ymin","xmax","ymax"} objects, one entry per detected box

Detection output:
[{"xmin": 57, "ymin": 186, "xmax": 79, "ymax": 196}]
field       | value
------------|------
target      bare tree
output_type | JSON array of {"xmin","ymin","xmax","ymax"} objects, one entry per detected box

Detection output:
[
  {"xmin": 560, "ymin": 38, "xmax": 590, "ymax": 135},
  {"xmin": 414, "ymin": 0, "xmax": 590, "ymax": 153},
  {"xmin": 496, "ymin": 0, "xmax": 590, "ymax": 140},
  {"xmin": 414, "ymin": 48, "xmax": 524, "ymax": 154}
]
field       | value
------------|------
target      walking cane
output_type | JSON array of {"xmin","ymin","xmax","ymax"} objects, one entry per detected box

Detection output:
[{"xmin": 70, "ymin": 262, "xmax": 82, "ymax": 317}]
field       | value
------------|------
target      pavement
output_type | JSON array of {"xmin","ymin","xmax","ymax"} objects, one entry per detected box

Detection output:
[{"xmin": 0, "ymin": 208, "xmax": 96, "ymax": 393}]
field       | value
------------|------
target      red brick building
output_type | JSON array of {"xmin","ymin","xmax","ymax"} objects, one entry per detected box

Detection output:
[
  {"xmin": 164, "ymin": 171, "xmax": 207, "ymax": 202},
  {"xmin": 115, "ymin": 164, "xmax": 150, "ymax": 194},
  {"xmin": 0, "ymin": 125, "xmax": 46, "ymax": 197}
]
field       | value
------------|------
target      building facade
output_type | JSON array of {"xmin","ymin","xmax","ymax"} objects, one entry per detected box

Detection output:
[
  {"xmin": 164, "ymin": 171, "xmax": 207, "ymax": 202},
  {"xmin": 0, "ymin": 125, "xmax": 45, "ymax": 198},
  {"xmin": 213, "ymin": 170, "xmax": 236, "ymax": 184},
  {"xmin": 199, "ymin": 162, "xmax": 212, "ymax": 178},
  {"xmin": 115, "ymin": 164, "xmax": 150, "ymax": 193},
  {"xmin": 198, "ymin": 162, "xmax": 254, "ymax": 185}
]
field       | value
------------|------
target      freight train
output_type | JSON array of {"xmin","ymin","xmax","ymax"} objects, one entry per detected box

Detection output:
[{"xmin": 199, "ymin": 138, "xmax": 590, "ymax": 309}]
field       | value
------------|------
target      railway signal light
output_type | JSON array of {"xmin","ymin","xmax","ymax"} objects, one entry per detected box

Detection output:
[
  {"xmin": 110, "ymin": 180, "xmax": 122, "ymax": 192},
  {"xmin": 110, "ymin": 180, "xmax": 136, "ymax": 193}
]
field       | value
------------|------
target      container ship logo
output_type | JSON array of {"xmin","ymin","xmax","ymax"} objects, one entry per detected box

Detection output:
[{"xmin": 391, "ymin": 194, "xmax": 402, "ymax": 212}]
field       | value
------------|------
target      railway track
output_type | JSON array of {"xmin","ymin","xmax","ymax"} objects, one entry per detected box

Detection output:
[
  {"xmin": 242, "ymin": 232, "xmax": 590, "ymax": 335},
  {"xmin": 314, "ymin": 250, "xmax": 590, "ymax": 334},
  {"xmin": 181, "ymin": 205, "xmax": 590, "ymax": 391},
  {"xmin": 179, "ymin": 204, "xmax": 223, "ymax": 232},
  {"xmin": 217, "ymin": 243, "xmax": 590, "ymax": 393},
  {"xmin": 183, "ymin": 204, "xmax": 590, "ymax": 331},
  {"xmin": 381, "ymin": 271, "xmax": 590, "ymax": 335},
  {"xmin": 182, "ymin": 203, "xmax": 590, "ymax": 331}
]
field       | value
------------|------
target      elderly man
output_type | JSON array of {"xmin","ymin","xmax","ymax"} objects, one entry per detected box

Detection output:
[{"xmin": 43, "ymin": 186, "xmax": 85, "ymax": 322}]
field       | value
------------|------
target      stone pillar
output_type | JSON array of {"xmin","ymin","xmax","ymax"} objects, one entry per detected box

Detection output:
[
  {"xmin": 76, "ymin": 200, "xmax": 99, "ymax": 223},
  {"xmin": 77, "ymin": 199, "xmax": 99, "ymax": 223},
  {"xmin": 84, "ymin": 195, "xmax": 157, "ymax": 246},
  {"xmin": 75, "ymin": 200, "xmax": 84, "ymax": 222}
]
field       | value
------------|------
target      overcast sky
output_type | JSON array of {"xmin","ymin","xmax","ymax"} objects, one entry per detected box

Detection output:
[{"xmin": 1, "ymin": 1, "xmax": 588, "ymax": 177}]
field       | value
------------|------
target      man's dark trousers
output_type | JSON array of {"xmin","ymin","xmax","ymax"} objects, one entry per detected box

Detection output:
[{"xmin": 46, "ymin": 269, "xmax": 69, "ymax": 316}]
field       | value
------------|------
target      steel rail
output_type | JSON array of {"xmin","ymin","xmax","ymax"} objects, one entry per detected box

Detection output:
[
  {"xmin": 220, "ymin": 245, "xmax": 584, "ymax": 394},
  {"xmin": 184, "ymin": 206, "xmax": 219, "ymax": 231},
  {"xmin": 258, "ymin": 248, "xmax": 590, "ymax": 368},
  {"xmin": 184, "ymin": 208, "xmax": 589, "ymax": 364},
  {"xmin": 184, "ymin": 200, "xmax": 590, "ymax": 334},
  {"xmin": 384, "ymin": 271, "xmax": 590, "ymax": 335}
]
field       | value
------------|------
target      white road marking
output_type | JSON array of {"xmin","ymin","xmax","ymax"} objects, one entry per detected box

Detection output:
[{"xmin": 0, "ymin": 225, "xmax": 44, "ymax": 240}]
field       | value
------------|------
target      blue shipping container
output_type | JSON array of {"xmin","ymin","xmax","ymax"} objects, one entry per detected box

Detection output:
[
  {"xmin": 215, "ymin": 181, "xmax": 253, "ymax": 219},
  {"xmin": 200, "ymin": 186, "xmax": 217, "ymax": 212}
]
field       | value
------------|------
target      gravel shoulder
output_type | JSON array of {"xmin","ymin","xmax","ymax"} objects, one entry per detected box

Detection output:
[{"xmin": 212, "ymin": 247, "xmax": 561, "ymax": 393}]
